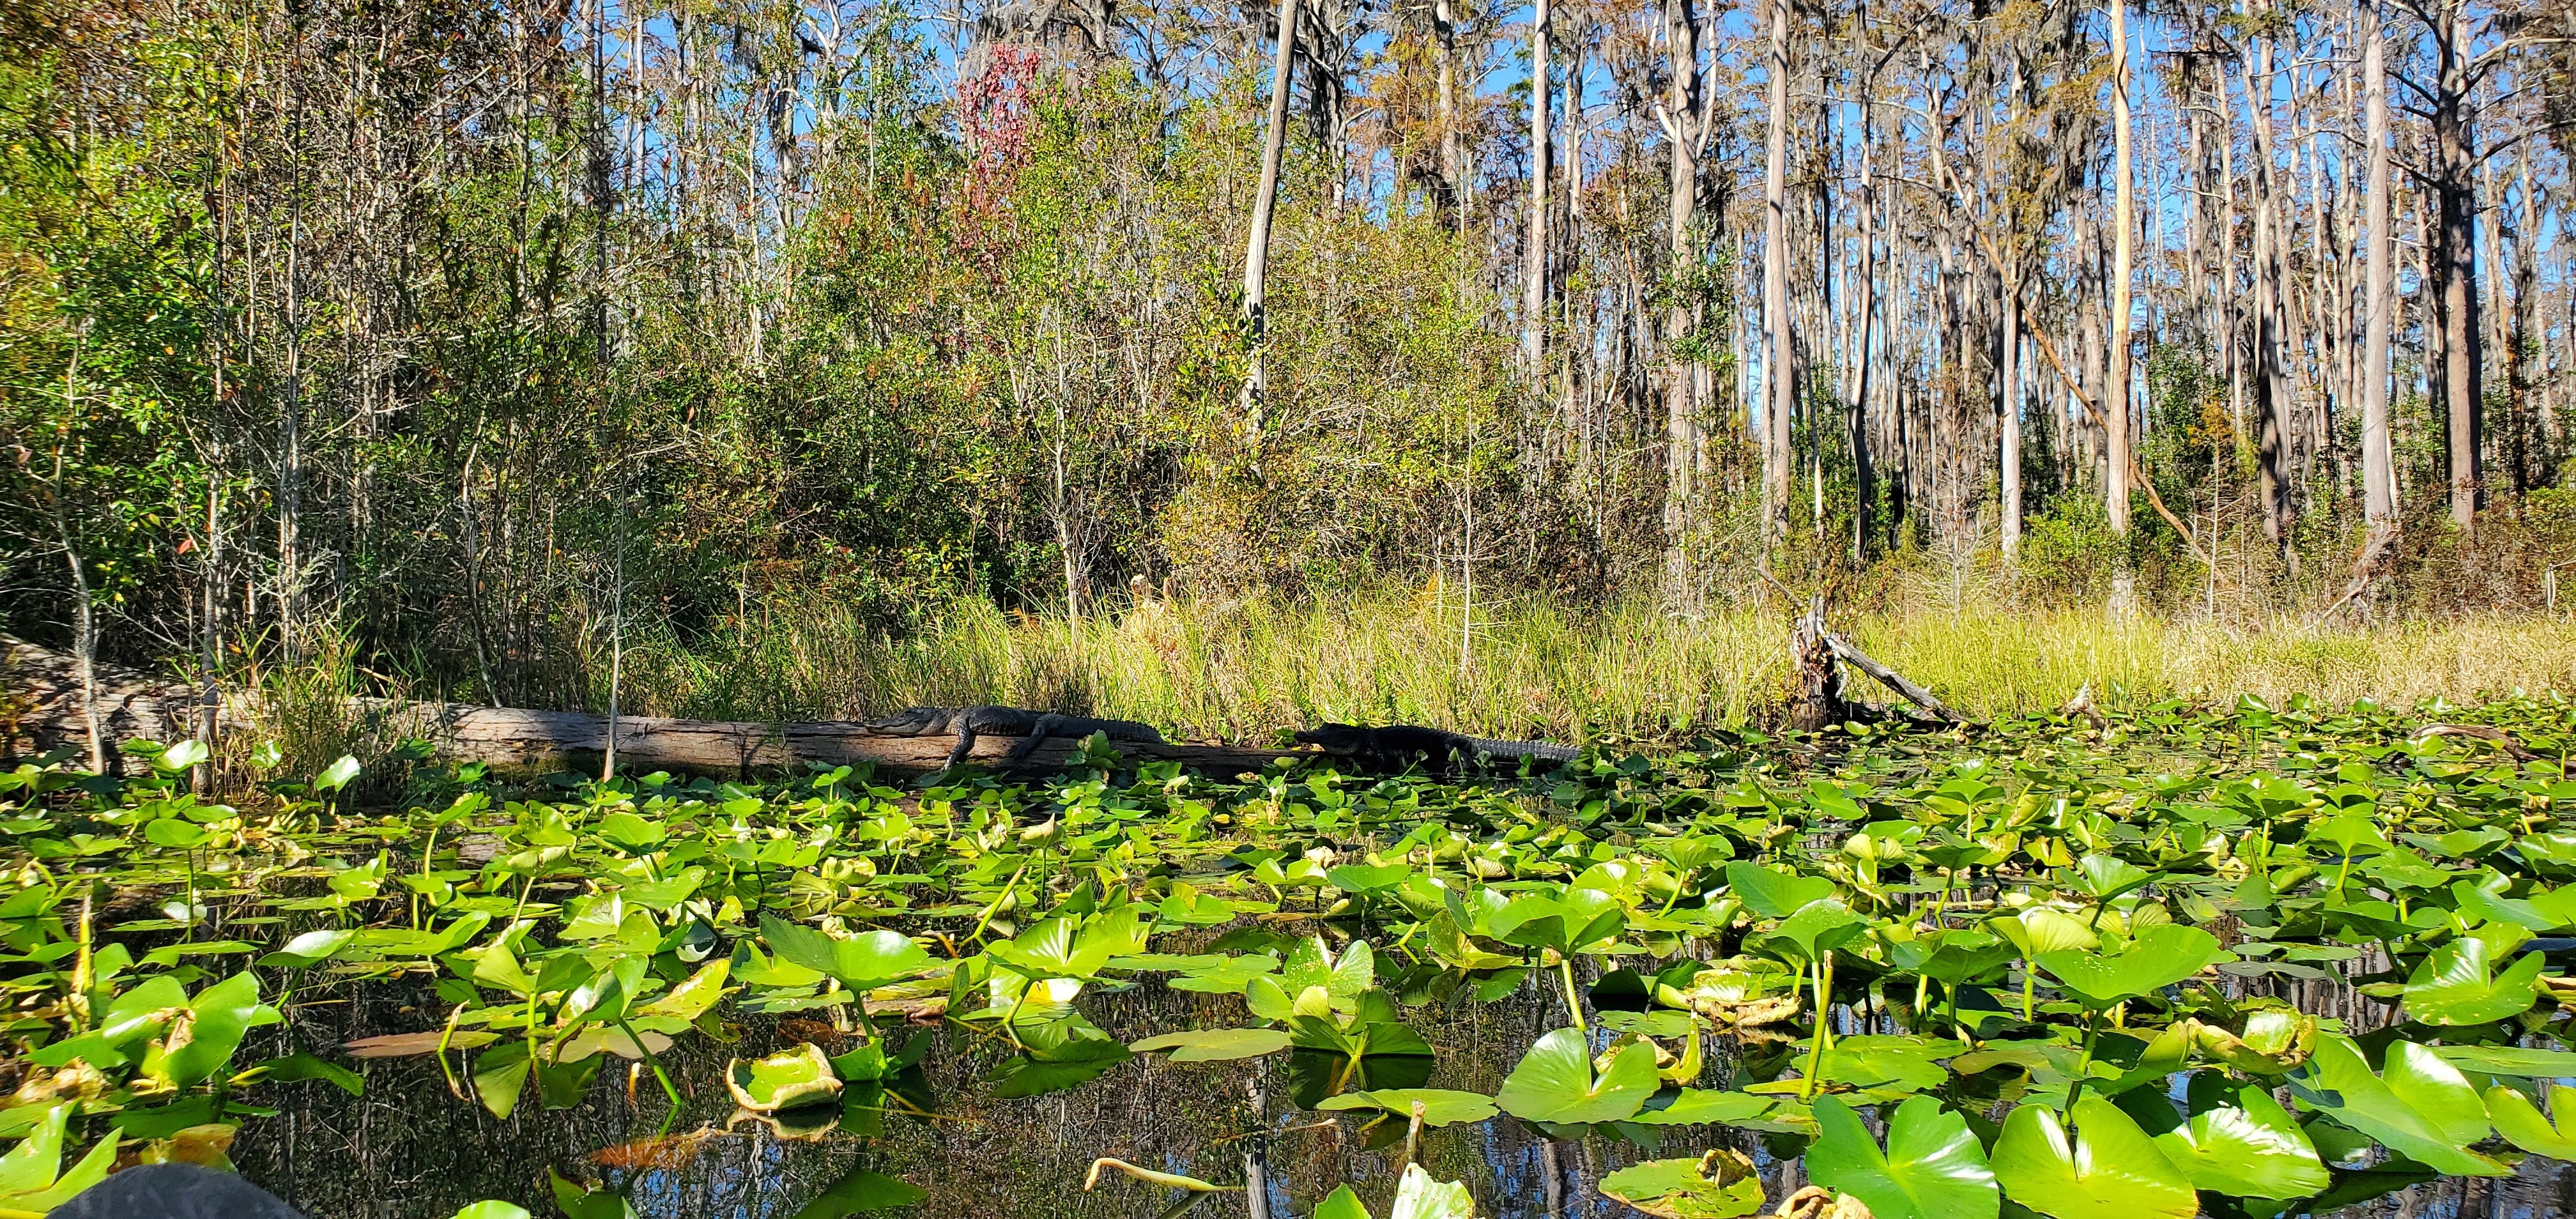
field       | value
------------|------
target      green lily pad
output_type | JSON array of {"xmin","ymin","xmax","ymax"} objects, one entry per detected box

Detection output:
[
  {"xmin": 2287, "ymin": 1035, "xmax": 2512, "ymax": 1177},
  {"xmin": 2402, "ymin": 937, "xmax": 2546, "ymax": 1024},
  {"xmin": 1598, "ymin": 1149, "xmax": 1767, "ymax": 1218},
  {"xmin": 1807, "ymin": 1094, "xmax": 1998, "ymax": 1219},
  {"xmin": 2146, "ymin": 1083, "xmax": 2331, "ymax": 1199},
  {"xmin": 1316, "ymin": 1088, "xmax": 1498, "ymax": 1127},
  {"xmin": 727, "ymin": 1043, "xmax": 845, "ymax": 1113},
  {"xmin": 1128, "ymin": 1027, "xmax": 1294, "ymax": 1062},
  {"xmin": 1495, "ymin": 1027, "xmax": 1659, "ymax": 1126},
  {"xmin": 2485, "ymin": 1085, "xmax": 2576, "ymax": 1159},
  {"xmin": 1989, "ymin": 1094, "xmax": 2196, "ymax": 1219},
  {"xmin": 2036, "ymin": 924, "xmax": 2231, "ymax": 1008}
]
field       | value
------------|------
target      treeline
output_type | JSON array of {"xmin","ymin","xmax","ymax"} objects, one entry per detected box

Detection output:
[{"xmin": 0, "ymin": 0, "xmax": 2570, "ymax": 710}]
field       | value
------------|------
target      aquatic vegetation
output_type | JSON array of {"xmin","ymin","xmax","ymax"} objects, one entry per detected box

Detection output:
[{"xmin": 8, "ymin": 693, "xmax": 2576, "ymax": 1215}]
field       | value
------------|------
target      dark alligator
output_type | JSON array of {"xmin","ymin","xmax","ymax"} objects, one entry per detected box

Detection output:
[
  {"xmin": 1293, "ymin": 722, "xmax": 1579, "ymax": 774},
  {"xmin": 864, "ymin": 705, "xmax": 1166, "ymax": 769}
]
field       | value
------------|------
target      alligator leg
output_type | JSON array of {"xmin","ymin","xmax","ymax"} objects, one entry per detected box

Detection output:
[
  {"xmin": 944, "ymin": 726, "xmax": 981, "ymax": 769},
  {"xmin": 1001, "ymin": 713, "xmax": 1064, "ymax": 764}
]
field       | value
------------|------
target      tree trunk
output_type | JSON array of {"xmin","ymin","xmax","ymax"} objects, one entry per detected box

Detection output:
[
  {"xmin": 2106, "ymin": 0, "xmax": 2133, "ymax": 537},
  {"xmin": 1761, "ymin": 0, "xmax": 1792, "ymax": 541},
  {"xmin": 2428, "ymin": 2, "xmax": 2483, "ymax": 527},
  {"xmin": 2000, "ymin": 277, "xmax": 2022, "ymax": 562},
  {"xmin": 1662, "ymin": 0, "xmax": 1700, "ymax": 593},
  {"xmin": 2357, "ymin": 2, "xmax": 2399, "ymax": 585},
  {"xmin": 1239, "ymin": 0, "xmax": 1302, "ymax": 441},
  {"xmin": 1521, "ymin": 0, "xmax": 1551, "ymax": 380}
]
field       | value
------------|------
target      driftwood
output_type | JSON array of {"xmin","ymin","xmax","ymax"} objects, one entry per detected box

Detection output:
[
  {"xmin": 1787, "ymin": 598, "xmax": 1970, "ymax": 732},
  {"xmin": 1, "ymin": 636, "xmax": 1296, "ymax": 780}
]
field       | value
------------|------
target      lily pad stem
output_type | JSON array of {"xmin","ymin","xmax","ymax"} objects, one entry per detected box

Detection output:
[{"xmin": 1559, "ymin": 956, "xmax": 1586, "ymax": 1032}]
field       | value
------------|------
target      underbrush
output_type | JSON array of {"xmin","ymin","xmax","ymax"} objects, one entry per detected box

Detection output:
[{"xmin": 598, "ymin": 589, "xmax": 2576, "ymax": 740}]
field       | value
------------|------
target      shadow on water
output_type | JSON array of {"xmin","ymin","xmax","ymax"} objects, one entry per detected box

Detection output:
[{"xmin": 229, "ymin": 972, "xmax": 2576, "ymax": 1219}]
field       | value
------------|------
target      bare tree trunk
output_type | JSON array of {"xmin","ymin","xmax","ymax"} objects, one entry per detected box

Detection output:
[
  {"xmin": 2000, "ymin": 275, "xmax": 2022, "ymax": 561},
  {"xmin": 2426, "ymin": 1, "xmax": 2483, "ymax": 527},
  {"xmin": 1761, "ymin": 0, "xmax": 1792, "ymax": 541},
  {"xmin": 1521, "ymin": 0, "xmax": 1551, "ymax": 379},
  {"xmin": 52, "ymin": 346, "xmax": 105, "ymax": 776},
  {"xmin": 2357, "ymin": 2, "xmax": 2399, "ymax": 585},
  {"xmin": 2242, "ymin": 38, "xmax": 2292, "ymax": 553},
  {"xmin": 1661, "ymin": 0, "xmax": 1701, "ymax": 592},
  {"xmin": 1434, "ymin": 0, "xmax": 1459, "ymax": 227},
  {"xmin": 1848, "ymin": 89, "xmax": 1877, "ymax": 562},
  {"xmin": 1239, "ymin": 0, "xmax": 1302, "ymax": 441},
  {"xmin": 2106, "ymin": 0, "xmax": 2133, "ymax": 539}
]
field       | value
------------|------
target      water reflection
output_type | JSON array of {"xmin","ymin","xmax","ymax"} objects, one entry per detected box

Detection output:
[{"xmin": 228, "ymin": 974, "xmax": 2576, "ymax": 1219}]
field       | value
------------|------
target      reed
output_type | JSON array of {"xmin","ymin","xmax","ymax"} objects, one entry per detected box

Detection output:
[{"xmin": 602, "ymin": 589, "xmax": 2576, "ymax": 741}]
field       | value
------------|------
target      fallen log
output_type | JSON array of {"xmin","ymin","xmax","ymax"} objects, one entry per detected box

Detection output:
[{"xmin": 1, "ymin": 635, "xmax": 1298, "ymax": 780}]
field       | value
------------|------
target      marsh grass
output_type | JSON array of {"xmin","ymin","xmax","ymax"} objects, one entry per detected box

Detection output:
[{"xmin": 597, "ymin": 588, "xmax": 2576, "ymax": 742}]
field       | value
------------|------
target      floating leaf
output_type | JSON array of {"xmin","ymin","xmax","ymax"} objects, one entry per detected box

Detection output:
[
  {"xmin": 2036, "ymin": 924, "xmax": 2230, "ymax": 1008},
  {"xmin": 1316, "ymin": 1088, "xmax": 1498, "ymax": 1128},
  {"xmin": 1597, "ymin": 1149, "xmax": 1766, "ymax": 1219},
  {"xmin": 1128, "ymin": 1027, "xmax": 1294, "ymax": 1062},
  {"xmin": 727, "ymin": 1043, "xmax": 844, "ymax": 1113},
  {"xmin": 1807, "ymin": 1094, "xmax": 1998, "ymax": 1219},
  {"xmin": 2402, "ymin": 937, "xmax": 2545, "ymax": 1024},
  {"xmin": 2287, "ymin": 1035, "xmax": 2511, "ymax": 1177},
  {"xmin": 790, "ymin": 1167, "xmax": 927, "ymax": 1217},
  {"xmin": 2145, "ymin": 1083, "xmax": 2330, "ymax": 1199},
  {"xmin": 1495, "ymin": 1027, "xmax": 1659, "ymax": 1126},
  {"xmin": 1989, "ymin": 1094, "xmax": 2196, "ymax": 1219}
]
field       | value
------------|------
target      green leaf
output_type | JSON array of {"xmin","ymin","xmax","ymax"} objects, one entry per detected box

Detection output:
[
  {"xmin": 0, "ymin": 1104, "xmax": 67, "ymax": 1197},
  {"xmin": 1807, "ymin": 1094, "xmax": 1998, "ymax": 1219},
  {"xmin": 1491, "ymin": 889, "xmax": 1625, "ymax": 954},
  {"xmin": 314, "ymin": 754, "xmax": 363, "ymax": 792},
  {"xmin": 163, "ymin": 970, "xmax": 263, "ymax": 1089},
  {"xmin": 1128, "ymin": 1027, "xmax": 1294, "ymax": 1062},
  {"xmin": 726, "ymin": 1043, "xmax": 844, "ymax": 1112},
  {"xmin": 1992, "ymin": 908, "xmax": 2099, "ymax": 958},
  {"xmin": 1597, "ymin": 1149, "xmax": 1766, "ymax": 1218},
  {"xmin": 2147, "ymin": 1083, "xmax": 2330, "ymax": 1199},
  {"xmin": 2485, "ymin": 1085, "xmax": 2576, "ymax": 1160},
  {"xmin": 473, "ymin": 1043, "xmax": 533, "ymax": 1120},
  {"xmin": 1627, "ymin": 1089, "xmax": 1775, "ymax": 1128},
  {"xmin": 7, "ymin": 1129, "xmax": 117, "ymax": 1211},
  {"xmin": 760, "ymin": 915, "xmax": 932, "ymax": 993},
  {"xmin": 156, "ymin": 740, "xmax": 211, "ymax": 772},
  {"xmin": 790, "ymin": 1168, "xmax": 926, "ymax": 1217},
  {"xmin": 634, "ymin": 960, "xmax": 732, "ymax": 1022},
  {"xmin": 1495, "ymin": 1027, "xmax": 1659, "ymax": 1126},
  {"xmin": 1989, "ymin": 1094, "xmax": 2196, "ymax": 1219},
  {"xmin": 1315, "ymin": 1088, "xmax": 1499, "ymax": 1128},
  {"xmin": 1388, "ymin": 1164, "xmax": 1476, "ymax": 1219},
  {"xmin": 2434, "ymin": 1044, "xmax": 2576, "ymax": 1077},
  {"xmin": 2036, "ymin": 924, "xmax": 2230, "ymax": 1008},
  {"xmin": 260, "ymin": 928, "xmax": 356, "ymax": 969},
  {"xmin": 448, "ymin": 1204, "xmax": 533, "ymax": 1219},
  {"xmin": 1724, "ymin": 862, "xmax": 1836, "ymax": 917},
  {"xmin": 145, "ymin": 818, "xmax": 208, "ymax": 848},
  {"xmin": 2287, "ymin": 1035, "xmax": 2511, "ymax": 1177},
  {"xmin": 242, "ymin": 1050, "xmax": 364, "ymax": 1095},
  {"xmin": 2402, "ymin": 938, "xmax": 2546, "ymax": 1024},
  {"xmin": 1315, "ymin": 1184, "xmax": 1373, "ymax": 1219}
]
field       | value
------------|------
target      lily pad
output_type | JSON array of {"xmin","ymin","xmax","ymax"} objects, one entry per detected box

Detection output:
[
  {"xmin": 727, "ymin": 1043, "xmax": 845, "ymax": 1113},
  {"xmin": 1495, "ymin": 1027, "xmax": 1659, "ymax": 1126},
  {"xmin": 1128, "ymin": 1027, "xmax": 1294, "ymax": 1062},
  {"xmin": 1989, "ymin": 1094, "xmax": 2196, "ymax": 1219},
  {"xmin": 1807, "ymin": 1094, "xmax": 1998, "ymax": 1219},
  {"xmin": 1315, "ymin": 1088, "xmax": 1499, "ymax": 1127},
  {"xmin": 1598, "ymin": 1149, "xmax": 1767, "ymax": 1218}
]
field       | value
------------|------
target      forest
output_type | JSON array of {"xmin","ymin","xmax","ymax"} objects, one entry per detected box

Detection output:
[
  {"xmin": 1, "ymin": 0, "xmax": 2573, "ymax": 733},
  {"xmin": 11, "ymin": 3, "xmax": 2576, "ymax": 1218}
]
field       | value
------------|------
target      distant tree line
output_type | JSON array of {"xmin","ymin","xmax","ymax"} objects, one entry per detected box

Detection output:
[{"xmin": 0, "ymin": 0, "xmax": 2570, "ymax": 708}]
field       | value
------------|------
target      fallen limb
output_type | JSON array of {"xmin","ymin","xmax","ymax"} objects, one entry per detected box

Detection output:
[
  {"xmin": 1821, "ymin": 632, "xmax": 1968, "ymax": 726},
  {"xmin": 1, "ymin": 634, "xmax": 1296, "ymax": 780}
]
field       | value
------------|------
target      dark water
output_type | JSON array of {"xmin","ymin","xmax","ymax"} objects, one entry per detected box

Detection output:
[{"xmin": 222, "ymin": 975, "xmax": 2576, "ymax": 1219}]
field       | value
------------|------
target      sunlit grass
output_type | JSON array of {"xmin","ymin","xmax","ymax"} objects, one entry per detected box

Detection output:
[{"xmin": 608, "ymin": 590, "xmax": 2576, "ymax": 740}]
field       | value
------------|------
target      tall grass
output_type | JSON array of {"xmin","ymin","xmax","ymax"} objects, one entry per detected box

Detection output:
[{"xmin": 602, "ymin": 588, "xmax": 2576, "ymax": 740}]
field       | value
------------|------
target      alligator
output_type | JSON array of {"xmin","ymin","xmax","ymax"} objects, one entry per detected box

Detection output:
[
  {"xmin": 1292, "ymin": 722, "xmax": 1579, "ymax": 774},
  {"xmin": 864, "ymin": 705, "xmax": 1167, "ymax": 769}
]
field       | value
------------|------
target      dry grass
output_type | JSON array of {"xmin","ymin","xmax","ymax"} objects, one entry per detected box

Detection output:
[{"xmin": 603, "ymin": 588, "xmax": 2576, "ymax": 741}]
